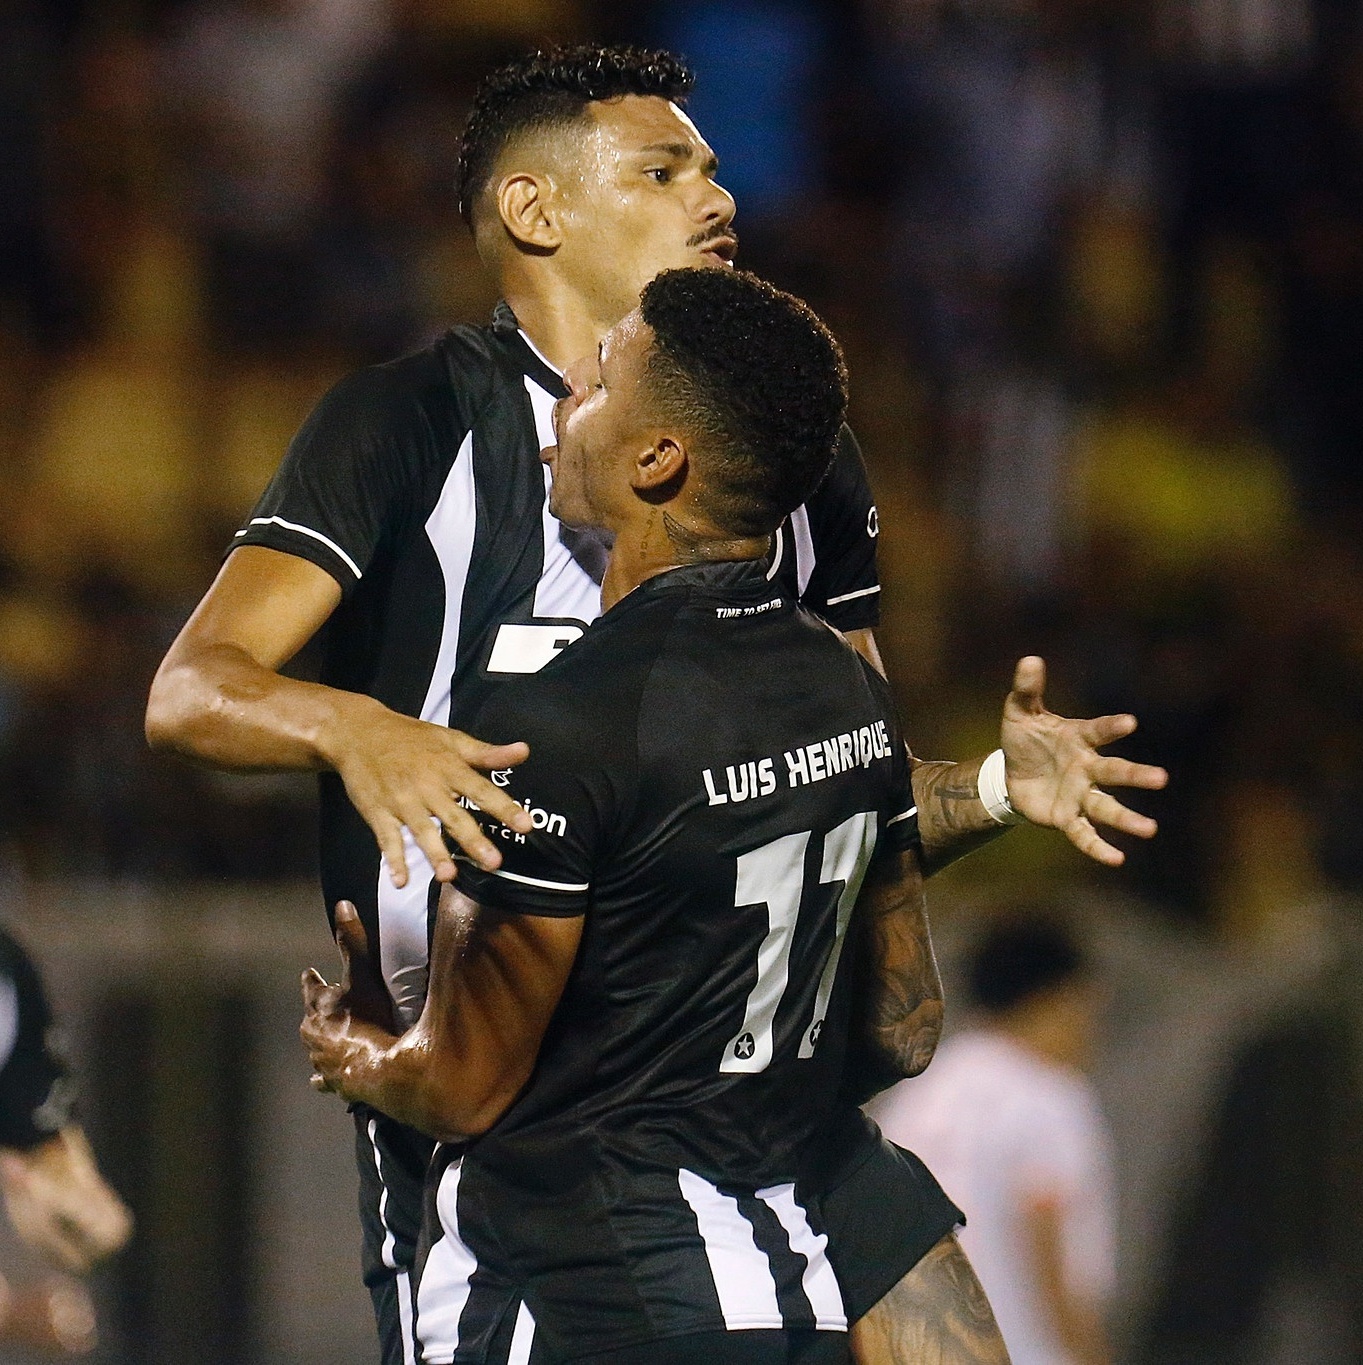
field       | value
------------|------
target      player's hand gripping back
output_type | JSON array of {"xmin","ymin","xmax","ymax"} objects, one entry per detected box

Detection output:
[
  {"xmin": 909, "ymin": 656, "xmax": 1169, "ymax": 873},
  {"xmin": 301, "ymin": 894, "xmax": 580, "ymax": 1141},
  {"xmin": 146, "ymin": 546, "xmax": 533, "ymax": 884}
]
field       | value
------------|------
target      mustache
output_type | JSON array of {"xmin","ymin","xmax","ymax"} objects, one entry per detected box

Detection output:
[{"xmin": 687, "ymin": 224, "xmax": 739, "ymax": 251}]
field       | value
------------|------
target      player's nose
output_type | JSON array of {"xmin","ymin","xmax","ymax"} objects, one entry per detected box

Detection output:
[
  {"xmin": 696, "ymin": 175, "xmax": 736, "ymax": 228},
  {"xmin": 562, "ymin": 354, "xmax": 596, "ymax": 400}
]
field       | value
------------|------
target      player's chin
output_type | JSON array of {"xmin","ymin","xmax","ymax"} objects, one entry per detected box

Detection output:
[{"xmin": 547, "ymin": 489, "xmax": 588, "ymax": 530}]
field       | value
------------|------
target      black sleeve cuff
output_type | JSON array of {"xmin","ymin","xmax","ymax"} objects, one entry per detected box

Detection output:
[{"xmin": 457, "ymin": 862, "xmax": 589, "ymax": 918}]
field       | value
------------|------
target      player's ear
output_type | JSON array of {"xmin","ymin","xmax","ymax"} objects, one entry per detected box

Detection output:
[
  {"xmin": 496, "ymin": 172, "xmax": 562, "ymax": 251},
  {"xmin": 632, "ymin": 437, "xmax": 688, "ymax": 497}
]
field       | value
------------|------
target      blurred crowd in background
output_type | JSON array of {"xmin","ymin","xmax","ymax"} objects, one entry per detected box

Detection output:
[
  {"xmin": 1, "ymin": 0, "xmax": 1362, "ymax": 1361},
  {"xmin": 2, "ymin": 0, "xmax": 1362, "ymax": 916}
]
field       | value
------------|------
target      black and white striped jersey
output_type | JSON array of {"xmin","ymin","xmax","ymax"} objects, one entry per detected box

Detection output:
[
  {"xmin": 414, "ymin": 557, "xmax": 921, "ymax": 1362},
  {"xmin": 232, "ymin": 302, "xmax": 882, "ymax": 1025}
]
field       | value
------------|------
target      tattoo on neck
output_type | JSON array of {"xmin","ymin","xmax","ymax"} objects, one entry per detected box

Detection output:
[{"xmin": 662, "ymin": 511, "xmax": 750, "ymax": 564}]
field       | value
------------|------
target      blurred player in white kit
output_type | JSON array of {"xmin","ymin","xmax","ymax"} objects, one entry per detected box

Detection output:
[{"xmin": 868, "ymin": 913, "xmax": 1116, "ymax": 1365}]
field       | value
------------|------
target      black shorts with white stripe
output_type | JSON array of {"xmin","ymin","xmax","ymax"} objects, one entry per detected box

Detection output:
[
  {"xmin": 409, "ymin": 1124, "xmax": 965, "ymax": 1359},
  {"xmin": 355, "ymin": 1105, "xmax": 437, "ymax": 1365},
  {"xmin": 411, "ymin": 1145, "xmax": 851, "ymax": 1364},
  {"xmin": 811, "ymin": 1115, "xmax": 964, "ymax": 1321}
]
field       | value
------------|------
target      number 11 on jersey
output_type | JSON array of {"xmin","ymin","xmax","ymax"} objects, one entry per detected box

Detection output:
[{"xmin": 720, "ymin": 812, "xmax": 878, "ymax": 1075}]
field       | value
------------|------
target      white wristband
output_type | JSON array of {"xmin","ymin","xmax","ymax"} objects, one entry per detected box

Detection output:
[{"xmin": 977, "ymin": 748, "xmax": 1025, "ymax": 826}]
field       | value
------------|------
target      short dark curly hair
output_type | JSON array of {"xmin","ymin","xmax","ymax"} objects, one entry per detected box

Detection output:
[
  {"xmin": 638, "ymin": 269, "xmax": 848, "ymax": 538},
  {"xmin": 968, "ymin": 912, "xmax": 1086, "ymax": 1015},
  {"xmin": 456, "ymin": 44, "xmax": 695, "ymax": 225}
]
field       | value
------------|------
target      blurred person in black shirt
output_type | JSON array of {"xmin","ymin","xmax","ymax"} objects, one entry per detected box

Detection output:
[{"xmin": 0, "ymin": 923, "xmax": 132, "ymax": 1353}]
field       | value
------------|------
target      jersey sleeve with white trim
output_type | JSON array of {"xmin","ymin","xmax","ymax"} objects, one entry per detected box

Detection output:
[
  {"xmin": 799, "ymin": 425, "xmax": 882, "ymax": 632},
  {"xmin": 231, "ymin": 357, "xmax": 457, "ymax": 595},
  {"xmin": 871, "ymin": 661, "xmax": 921, "ymax": 856},
  {"xmin": 452, "ymin": 649, "xmax": 643, "ymax": 919}
]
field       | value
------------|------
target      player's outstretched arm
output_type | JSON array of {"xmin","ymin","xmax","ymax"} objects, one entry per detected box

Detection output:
[
  {"xmin": 301, "ymin": 895, "xmax": 581, "ymax": 1141},
  {"xmin": 843, "ymin": 846, "xmax": 943, "ymax": 1104},
  {"xmin": 909, "ymin": 657, "xmax": 1169, "ymax": 874},
  {"xmin": 146, "ymin": 546, "xmax": 533, "ymax": 883}
]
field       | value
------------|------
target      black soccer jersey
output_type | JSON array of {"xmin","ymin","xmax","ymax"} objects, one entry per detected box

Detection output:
[
  {"xmin": 232, "ymin": 303, "xmax": 882, "ymax": 1028},
  {"xmin": 413, "ymin": 558, "xmax": 920, "ymax": 1363},
  {"xmin": 0, "ymin": 926, "xmax": 75, "ymax": 1151}
]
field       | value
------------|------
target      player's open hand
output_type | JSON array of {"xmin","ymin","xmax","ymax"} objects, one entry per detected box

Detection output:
[
  {"xmin": 0, "ymin": 1128, "xmax": 133, "ymax": 1276},
  {"xmin": 301, "ymin": 902, "xmax": 399, "ymax": 1100},
  {"xmin": 328, "ymin": 700, "xmax": 533, "ymax": 887},
  {"xmin": 1000, "ymin": 656, "xmax": 1168, "ymax": 866}
]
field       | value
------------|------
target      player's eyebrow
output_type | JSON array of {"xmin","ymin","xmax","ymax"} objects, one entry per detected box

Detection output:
[{"xmin": 637, "ymin": 141, "xmax": 695, "ymax": 160}]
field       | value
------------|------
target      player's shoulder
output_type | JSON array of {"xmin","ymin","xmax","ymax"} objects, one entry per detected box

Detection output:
[
  {"xmin": 789, "ymin": 605, "xmax": 893, "ymax": 700},
  {"xmin": 301, "ymin": 323, "xmax": 506, "ymax": 444},
  {"xmin": 480, "ymin": 608, "xmax": 676, "ymax": 758}
]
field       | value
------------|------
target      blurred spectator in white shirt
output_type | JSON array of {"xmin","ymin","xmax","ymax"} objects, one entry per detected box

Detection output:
[{"xmin": 867, "ymin": 912, "xmax": 1116, "ymax": 1365}]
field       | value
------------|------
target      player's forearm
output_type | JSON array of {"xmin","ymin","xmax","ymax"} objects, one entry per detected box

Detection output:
[
  {"xmin": 865, "ymin": 894, "xmax": 943, "ymax": 1079},
  {"xmin": 329, "ymin": 1021, "xmax": 494, "ymax": 1143},
  {"xmin": 845, "ymin": 850, "xmax": 944, "ymax": 1102},
  {"xmin": 146, "ymin": 639, "xmax": 374, "ymax": 773},
  {"xmin": 911, "ymin": 756, "xmax": 1012, "ymax": 875}
]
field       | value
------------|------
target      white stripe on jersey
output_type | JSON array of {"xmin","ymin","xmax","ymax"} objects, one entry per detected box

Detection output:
[
  {"xmin": 791, "ymin": 506, "xmax": 815, "ymax": 597},
  {"xmin": 418, "ymin": 429, "xmax": 479, "ymax": 726},
  {"xmin": 677, "ymin": 1168, "xmax": 784, "ymax": 1330},
  {"xmin": 766, "ymin": 526, "xmax": 784, "ymax": 582},
  {"xmin": 508, "ymin": 1301, "xmax": 536, "ymax": 1365},
  {"xmin": 755, "ymin": 1184, "xmax": 848, "ymax": 1331},
  {"xmin": 0, "ymin": 977, "xmax": 18, "ymax": 1072},
  {"xmin": 887, "ymin": 805, "xmax": 918, "ymax": 826},
  {"xmin": 234, "ymin": 515, "xmax": 364, "ymax": 579},
  {"xmin": 377, "ymin": 431, "xmax": 478, "ymax": 1023},
  {"xmin": 523, "ymin": 376, "xmax": 604, "ymax": 625},
  {"xmin": 396, "ymin": 1270, "xmax": 417, "ymax": 1365},
  {"xmin": 376, "ymin": 831, "xmax": 435, "ymax": 1028},
  {"xmin": 368, "ymin": 1117, "xmax": 400, "ymax": 1271},
  {"xmin": 824, "ymin": 584, "xmax": 880, "ymax": 606},
  {"xmin": 518, "ymin": 328, "xmax": 562, "ymax": 379},
  {"xmin": 415, "ymin": 1158, "xmax": 479, "ymax": 1364},
  {"xmin": 488, "ymin": 867, "xmax": 590, "ymax": 893}
]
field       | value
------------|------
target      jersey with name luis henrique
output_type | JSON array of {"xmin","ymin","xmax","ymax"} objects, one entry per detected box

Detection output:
[
  {"xmin": 229, "ymin": 303, "xmax": 882, "ymax": 1025},
  {"xmin": 423, "ymin": 557, "xmax": 919, "ymax": 1362}
]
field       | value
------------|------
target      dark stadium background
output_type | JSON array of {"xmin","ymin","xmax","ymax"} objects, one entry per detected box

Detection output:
[{"xmin": 1, "ymin": 0, "xmax": 1360, "ymax": 1361}]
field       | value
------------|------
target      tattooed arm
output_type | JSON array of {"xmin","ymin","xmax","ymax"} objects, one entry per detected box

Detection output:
[
  {"xmin": 843, "ymin": 846, "xmax": 944, "ymax": 1104},
  {"xmin": 850, "ymin": 1233, "xmax": 1013, "ymax": 1365},
  {"xmin": 912, "ymin": 656, "xmax": 1169, "ymax": 876}
]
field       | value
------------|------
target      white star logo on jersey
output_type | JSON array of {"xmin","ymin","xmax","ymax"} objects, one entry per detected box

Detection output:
[{"xmin": 734, "ymin": 1033, "xmax": 756, "ymax": 1060}]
